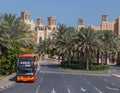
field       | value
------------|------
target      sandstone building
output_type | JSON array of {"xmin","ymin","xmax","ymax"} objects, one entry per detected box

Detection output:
[
  {"xmin": 20, "ymin": 11, "xmax": 56, "ymax": 44},
  {"xmin": 21, "ymin": 11, "xmax": 35, "ymax": 31},
  {"xmin": 78, "ymin": 15, "xmax": 120, "ymax": 35},
  {"xmin": 20, "ymin": 11, "xmax": 120, "ymax": 44}
]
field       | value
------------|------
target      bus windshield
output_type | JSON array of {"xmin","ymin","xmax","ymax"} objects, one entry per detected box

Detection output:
[
  {"xmin": 19, "ymin": 58, "xmax": 34, "ymax": 62},
  {"xmin": 17, "ymin": 67, "xmax": 34, "ymax": 75},
  {"xmin": 18, "ymin": 58, "xmax": 34, "ymax": 67}
]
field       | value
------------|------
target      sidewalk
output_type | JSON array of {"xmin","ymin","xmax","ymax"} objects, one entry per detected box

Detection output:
[
  {"xmin": 0, "ymin": 73, "xmax": 16, "ymax": 90},
  {"xmin": 111, "ymin": 74, "xmax": 120, "ymax": 79},
  {"xmin": 110, "ymin": 70, "xmax": 120, "ymax": 79},
  {"xmin": 108, "ymin": 65, "xmax": 120, "ymax": 79}
]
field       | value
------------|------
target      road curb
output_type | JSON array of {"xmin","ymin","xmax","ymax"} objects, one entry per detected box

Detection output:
[
  {"xmin": 0, "ymin": 82, "xmax": 15, "ymax": 90},
  {"xmin": 0, "ymin": 73, "xmax": 16, "ymax": 91},
  {"xmin": 111, "ymin": 74, "xmax": 120, "ymax": 79}
]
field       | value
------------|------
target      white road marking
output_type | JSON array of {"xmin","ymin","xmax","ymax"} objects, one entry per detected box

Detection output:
[
  {"xmin": 94, "ymin": 87, "xmax": 102, "ymax": 93},
  {"xmin": 35, "ymin": 85, "xmax": 40, "ymax": 93},
  {"xmin": 35, "ymin": 73, "xmax": 45, "ymax": 93},
  {"xmin": 106, "ymin": 86, "xmax": 119, "ymax": 91},
  {"xmin": 61, "ymin": 74, "xmax": 64, "ymax": 76},
  {"xmin": 88, "ymin": 81, "xmax": 91, "ymax": 84},
  {"xmin": 111, "ymin": 83, "xmax": 115, "ymax": 85},
  {"xmin": 104, "ymin": 79, "xmax": 107, "ymax": 82},
  {"xmin": 64, "ymin": 81, "xmax": 67, "ymax": 84},
  {"xmin": 51, "ymin": 88, "xmax": 56, "ymax": 93},
  {"xmin": 80, "ymin": 87, "xmax": 86, "ymax": 92},
  {"xmin": 66, "ymin": 86, "xmax": 71, "ymax": 93}
]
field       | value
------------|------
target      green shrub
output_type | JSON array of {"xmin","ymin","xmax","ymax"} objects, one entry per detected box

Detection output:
[
  {"xmin": 60, "ymin": 60, "xmax": 109, "ymax": 71},
  {"xmin": 90, "ymin": 65, "xmax": 109, "ymax": 71}
]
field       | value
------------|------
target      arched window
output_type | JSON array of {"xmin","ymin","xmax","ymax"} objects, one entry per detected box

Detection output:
[
  {"xmin": 39, "ymin": 37, "xmax": 42, "ymax": 43},
  {"xmin": 25, "ymin": 14, "xmax": 28, "ymax": 20}
]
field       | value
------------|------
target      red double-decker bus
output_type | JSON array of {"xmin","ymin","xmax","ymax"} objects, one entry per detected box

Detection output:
[{"xmin": 16, "ymin": 54, "xmax": 40, "ymax": 82}]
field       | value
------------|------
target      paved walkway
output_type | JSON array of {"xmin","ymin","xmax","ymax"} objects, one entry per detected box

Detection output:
[
  {"xmin": 109, "ymin": 65, "xmax": 120, "ymax": 79},
  {"xmin": 111, "ymin": 74, "xmax": 120, "ymax": 78},
  {"xmin": 0, "ymin": 73, "xmax": 16, "ymax": 90}
]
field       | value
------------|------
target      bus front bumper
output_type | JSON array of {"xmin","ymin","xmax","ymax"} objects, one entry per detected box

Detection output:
[{"xmin": 16, "ymin": 75, "xmax": 35, "ymax": 82}]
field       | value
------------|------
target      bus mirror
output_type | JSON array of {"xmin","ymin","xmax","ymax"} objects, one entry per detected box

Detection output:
[
  {"xmin": 38, "ymin": 65, "xmax": 41, "ymax": 68},
  {"xmin": 37, "ymin": 65, "xmax": 41, "ymax": 70}
]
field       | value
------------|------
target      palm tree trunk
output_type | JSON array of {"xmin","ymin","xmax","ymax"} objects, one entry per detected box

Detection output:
[
  {"xmin": 72, "ymin": 50, "xmax": 75, "ymax": 62},
  {"xmin": 101, "ymin": 52, "xmax": 103, "ymax": 66},
  {"xmin": 62, "ymin": 53, "xmax": 65, "ymax": 63},
  {"xmin": 79, "ymin": 51, "xmax": 81, "ymax": 65},
  {"xmin": 90, "ymin": 51, "xmax": 94, "ymax": 69},
  {"xmin": 105, "ymin": 52, "xmax": 108, "ymax": 65},
  {"xmin": 67, "ymin": 50, "xmax": 71, "ymax": 66},
  {"xmin": 117, "ymin": 52, "xmax": 120, "ymax": 66},
  {"xmin": 86, "ymin": 48, "xmax": 89, "ymax": 70},
  {"xmin": 97, "ymin": 50, "xmax": 100, "ymax": 64},
  {"xmin": 79, "ymin": 51, "xmax": 84, "ymax": 69}
]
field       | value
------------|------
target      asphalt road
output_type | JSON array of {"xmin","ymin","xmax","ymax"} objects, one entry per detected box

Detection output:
[{"xmin": 1, "ymin": 60, "xmax": 120, "ymax": 93}]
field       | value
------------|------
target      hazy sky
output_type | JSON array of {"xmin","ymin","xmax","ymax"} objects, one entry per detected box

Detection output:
[{"xmin": 0, "ymin": 0, "xmax": 120, "ymax": 27}]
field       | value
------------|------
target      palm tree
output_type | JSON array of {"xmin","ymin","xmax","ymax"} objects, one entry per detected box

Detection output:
[
  {"xmin": 0, "ymin": 13, "xmax": 36, "ymax": 74},
  {"xmin": 52, "ymin": 23, "xmax": 67, "ymax": 40},
  {"xmin": 100, "ymin": 30, "xmax": 120, "ymax": 65},
  {"xmin": 95, "ymin": 30, "xmax": 120, "ymax": 66},
  {"xmin": 61, "ymin": 27, "xmax": 76, "ymax": 66},
  {"xmin": 45, "ymin": 24, "xmax": 76, "ymax": 66},
  {"xmin": 0, "ymin": 13, "xmax": 35, "ymax": 52},
  {"xmin": 75, "ymin": 27, "xmax": 100, "ymax": 70},
  {"xmin": 95, "ymin": 30, "xmax": 104, "ymax": 65},
  {"xmin": 51, "ymin": 24, "xmax": 68, "ymax": 62},
  {"xmin": 110, "ymin": 34, "xmax": 120, "ymax": 65}
]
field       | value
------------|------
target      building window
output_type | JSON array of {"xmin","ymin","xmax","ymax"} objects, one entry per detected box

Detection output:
[
  {"xmin": 25, "ymin": 14, "xmax": 29, "ymax": 20},
  {"xmin": 35, "ymin": 27, "xmax": 38, "ymax": 30},
  {"xmin": 48, "ymin": 27, "xmax": 51, "ymax": 30},
  {"xmin": 39, "ymin": 27, "xmax": 43, "ymax": 30},
  {"xmin": 53, "ymin": 27, "xmax": 56, "ymax": 30},
  {"xmin": 39, "ymin": 37, "xmax": 42, "ymax": 42}
]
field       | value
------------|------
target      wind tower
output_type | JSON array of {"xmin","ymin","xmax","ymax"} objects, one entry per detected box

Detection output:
[
  {"xmin": 36, "ymin": 18, "xmax": 45, "ymax": 44},
  {"xmin": 21, "ymin": 11, "xmax": 30, "ymax": 22},
  {"xmin": 77, "ymin": 19, "xmax": 84, "ymax": 30},
  {"xmin": 45, "ymin": 16, "xmax": 57, "ymax": 39}
]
